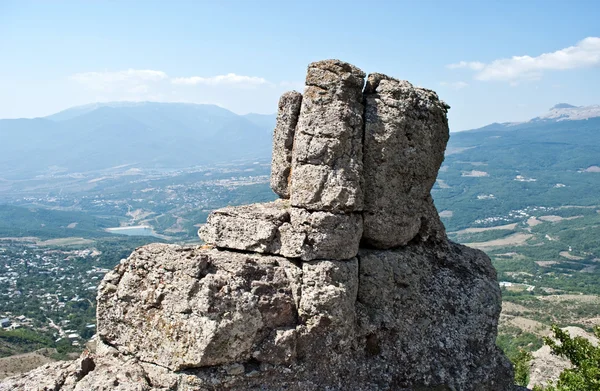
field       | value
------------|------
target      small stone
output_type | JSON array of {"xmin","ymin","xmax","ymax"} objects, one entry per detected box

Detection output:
[
  {"xmin": 224, "ymin": 363, "xmax": 245, "ymax": 376},
  {"xmin": 252, "ymin": 329, "xmax": 297, "ymax": 365}
]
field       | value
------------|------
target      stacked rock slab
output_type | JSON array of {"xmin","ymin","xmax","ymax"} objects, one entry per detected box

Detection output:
[
  {"xmin": 1, "ymin": 60, "xmax": 517, "ymax": 391},
  {"xmin": 198, "ymin": 200, "xmax": 362, "ymax": 261}
]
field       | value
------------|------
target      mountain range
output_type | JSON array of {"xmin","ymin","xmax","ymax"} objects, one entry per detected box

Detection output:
[
  {"xmin": 1, "ymin": 101, "xmax": 599, "ymax": 180},
  {"xmin": 0, "ymin": 102, "xmax": 276, "ymax": 179},
  {"xmin": 434, "ymin": 104, "xmax": 600, "ymax": 231}
]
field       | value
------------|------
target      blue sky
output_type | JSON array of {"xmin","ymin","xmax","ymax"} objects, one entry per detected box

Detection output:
[{"xmin": 1, "ymin": 0, "xmax": 599, "ymax": 131}]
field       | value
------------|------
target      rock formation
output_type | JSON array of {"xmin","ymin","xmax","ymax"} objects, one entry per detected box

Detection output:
[
  {"xmin": 362, "ymin": 73, "xmax": 449, "ymax": 248},
  {"xmin": 0, "ymin": 60, "xmax": 517, "ymax": 391}
]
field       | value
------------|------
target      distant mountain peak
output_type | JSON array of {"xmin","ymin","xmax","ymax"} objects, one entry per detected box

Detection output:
[
  {"xmin": 44, "ymin": 101, "xmax": 234, "ymax": 122},
  {"xmin": 535, "ymin": 103, "xmax": 600, "ymax": 122},
  {"xmin": 550, "ymin": 103, "xmax": 578, "ymax": 110}
]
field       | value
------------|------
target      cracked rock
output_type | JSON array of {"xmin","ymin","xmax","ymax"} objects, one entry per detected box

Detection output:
[
  {"xmin": 198, "ymin": 200, "xmax": 290, "ymax": 254},
  {"xmin": 271, "ymin": 91, "xmax": 303, "ymax": 199},
  {"xmin": 279, "ymin": 207, "xmax": 362, "ymax": 261},
  {"xmin": 362, "ymin": 73, "xmax": 450, "ymax": 248},
  {"xmin": 96, "ymin": 244, "xmax": 301, "ymax": 371},
  {"xmin": 290, "ymin": 59, "xmax": 366, "ymax": 212},
  {"xmin": 199, "ymin": 200, "xmax": 362, "ymax": 261}
]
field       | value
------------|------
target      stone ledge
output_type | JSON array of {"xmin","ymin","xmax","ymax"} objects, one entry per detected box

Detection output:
[{"xmin": 198, "ymin": 200, "xmax": 362, "ymax": 261}]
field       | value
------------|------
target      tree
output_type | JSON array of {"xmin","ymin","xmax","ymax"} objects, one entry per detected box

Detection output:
[
  {"xmin": 534, "ymin": 325, "xmax": 600, "ymax": 391},
  {"xmin": 514, "ymin": 349, "xmax": 534, "ymax": 386}
]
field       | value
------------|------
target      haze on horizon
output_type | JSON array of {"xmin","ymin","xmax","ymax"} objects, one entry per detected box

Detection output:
[{"xmin": 1, "ymin": 0, "xmax": 599, "ymax": 131}]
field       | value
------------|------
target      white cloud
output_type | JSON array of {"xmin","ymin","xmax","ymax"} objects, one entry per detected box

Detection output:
[
  {"xmin": 447, "ymin": 61, "xmax": 485, "ymax": 71},
  {"xmin": 448, "ymin": 37, "xmax": 600, "ymax": 82},
  {"xmin": 440, "ymin": 81, "xmax": 469, "ymax": 90},
  {"xmin": 70, "ymin": 69, "xmax": 168, "ymax": 91},
  {"xmin": 171, "ymin": 73, "xmax": 268, "ymax": 87},
  {"xmin": 128, "ymin": 84, "xmax": 150, "ymax": 94}
]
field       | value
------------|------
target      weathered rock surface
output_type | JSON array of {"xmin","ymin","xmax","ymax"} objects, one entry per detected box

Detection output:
[
  {"xmin": 199, "ymin": 200, "xmax": 362, "ymax": 261},
  {"xmin": 3, "ymin": 242, "xmax": 514, "ymax": 390},
  {"xmin": 362, "ymin": 73, "xmax": 450, "ymax": 248},
  {"xmin": 290, "ymin": 59, "xmax": 366, "ymax": 212},
  {"xmin": 270, "ymin": 91, "xmax": 303, "ymax": 198},
  {"xmin": 0, "ymin": 348, "xmax": 160, "ymax": 391},
  {"xmin": 198, "ymin": 201, "xmax": 290, "ymax": 255},
  {"xmin": 279, "ymin": 207, "xmax": 362, "ymax": 261},
  {"xmin": 97, "ymin": 244, "xmax": 302, "ymax": 371}
]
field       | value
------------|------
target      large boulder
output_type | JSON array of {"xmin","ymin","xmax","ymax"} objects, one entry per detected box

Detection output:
[
  {"xmin": 96, "ymin": 244, "xmax": 302, "ymax": 371},
  {"xmin": 3, "ymin": 241, "xmax": 513, "ymax": 390},
  {"xmin": 362, "ymin": 73, "xmax": 450, "ymax": 248}
]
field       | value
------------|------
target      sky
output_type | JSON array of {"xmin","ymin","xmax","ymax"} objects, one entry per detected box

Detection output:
[{"xmin": 0, "ymin": 0, "xmax": 599, "ymax": 131}]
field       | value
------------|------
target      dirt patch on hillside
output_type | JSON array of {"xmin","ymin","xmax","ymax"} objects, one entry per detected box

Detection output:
[
  {"xmin": 501, "ymin": 302, "xmax": 530, "ymax": 314},
  {"xmin": 37, "ymin": 238, "xmax": 95, "ymax": 246},
  {"xmin": 461, "ymin": 170, "xmax": 489, "ymax": 177},
  {"xmin": 580, "ymin": 316, "xmax": 600, "ymax": 328},
  {"xmin": 453, "ymin": 223, "xmax": 517, "ymax": 235},
  {"xmin": 0, "ymin": 351, "xmax": 56, "ymax": 379},
  {"xmin": 559, "ymin": 251, "xmax": 585, "ymax": 260},
  {"xmin": 539, "ymin": 294, "xmax": 600, "ymax": 304},
  {"xmin": 465, "ymin": 233, "xmax": 532, "ymax": 250},
  {"xmin": 495, "ymin": 252, "xmax": 520, "ymax": 258},
  {"xmin": 506, "ymin": 316, "xmax": 547, "ymax": 334},
  {"xmin": 527, "ymin": 217, "xmax": 543, "ymax": 227},
  {"xmin": 580, "ymin": 265, "xmax": 597, "ymax": 273},
  {"xmin": 535, "ymin": 260, "xmax": 559, "ymax": 267},
  {"xmin": 539, "ymin": 215, "xmax": 583, "ymax": 222}
]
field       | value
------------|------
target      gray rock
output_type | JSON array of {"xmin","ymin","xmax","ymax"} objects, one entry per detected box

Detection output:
[
  {"xmin": 279, "ymin": 208, "xmax": 362, "ymax": 261},
  {"xmin": 198, "ymin": 200, "xmax": 289, "ymax": 254},
  {"xmin": 4, "ymin": 241, "xmax": 513, "ymax": 390},
  {"xmin": 96, "ymin": 244, "xmax": 301, "ymax": 371},
  {"xmin": 0, "ymin": 351, "xmax": 161, "ymax": 391},
  {"xmin": 362, "ymin": 73, "xmax": 450, "ymax": 248},
  {"xmin": 355, "ymin": 242, "xmax": 512, "ymax": 390},
  {"xmin": 199, "ymin": 201, "xmax": 362, "ymax": 261},
  {"xmin": 270, "ymin": 91, "xmax": 303, "ymax": 198},
  {"xmin": 296, "ymin": 258, "xmax": 358, "ymax": 355},
  {"xmin": 290, "ymin": 59, "xmax": 366, "ymax": 212}
]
